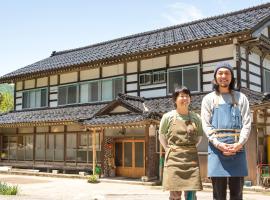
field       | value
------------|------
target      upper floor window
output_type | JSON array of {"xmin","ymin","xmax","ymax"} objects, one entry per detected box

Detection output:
[
  {"xmin": 80, "ymin": 81, "xmax": 100, "ymax": 103},
  {"xmin": 168, "ymin": 66, "xmax": 199, "ymax": 94},
  {"xmin": 58, "ymin": 77, "xmax": 124, "ymax": 105},
  {"xmin": 22, "ymin": 88, "xmax": 48, "ymax": 109},
  {"xmin": 139, "ymin": 70, "xmax": 165, "ymax": 86},
  {"xmin": 153, "ymin": 71, "xmax": 165, "ymax": 84},
  {"xmin": 139, "ymin": 73, "xmax": 152, "ymax": 85},
  {"xmin": 264, "ymin": 69, "xmax": 270, "ymax": 92},
  {"xmin": 101, "ymin": 77, "xmax": 123, "ymax": 101},
  {"xmin": 58, "ymin": 84, "xmax": 79, "ymax": 105}
]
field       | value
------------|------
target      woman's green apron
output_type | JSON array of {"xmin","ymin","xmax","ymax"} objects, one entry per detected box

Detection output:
[{"xmin": 163, "ymin": 111, "xmax": 202, "ymax": 191}]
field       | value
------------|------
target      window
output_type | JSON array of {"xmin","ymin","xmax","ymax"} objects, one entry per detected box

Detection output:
[
  {"xmin": 80, "ymin": 81, "xmax": 100, "ymax": 103},
  {"xmin": 101, "ymin": 77, "xmax": 123, "ymax": 101},
  {"xmin": 264, "ymin": 69, "xmax": 270, "ymax": 92},
  {"xmin": 77, "ymin": 133, "xmax": 101, "ymax": 163},
  {"xmin": 139, "ymin": 71, "xmax": 166, "ymax": 85},
  {"xmin": 22, "ymin": 88, "xmax": 47, "ymax": 109},
  {"xmin": 58, "ymin": 84, "xmax": 78, "ymax": 105},
  {"xmin": 153, "ymin": 71, "xmax": 165, "ymax": 84},
  {"xmin": 66, "ymin": 133, "xmax": 76, "ymax": 161},
  {"xmin": 102, "ymin": 79, "xmax": 113, "ymax": 101},
  {"xmin": 45, "ymin": 134, "xmax": 64, "ymax": 161},
  {"xmin": 139, "ymin": 73, "xmax": 152, "ymax": 85},
  {"xmin": 113, "ymin": 78, "xmax": 123, "ymax": 98},
  {"xmin": 168, "ymin": 66, "xmax": 199, "ymax": 93},
  {"xmin": 17, "ymin": 135, "xmax": 33, "ymax": 161},
  {"xmin": 58, "ymin": 77, "xmax": 123, "ymax": 105},
  {"xmin": 35, "ymin": 135, "xmax": 45, "ymax": 160}
]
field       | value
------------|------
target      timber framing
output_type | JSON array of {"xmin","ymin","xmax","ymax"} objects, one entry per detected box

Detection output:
[{"xmin": 0, "ymin": 33, "xmax": 250, "ymax": 83}]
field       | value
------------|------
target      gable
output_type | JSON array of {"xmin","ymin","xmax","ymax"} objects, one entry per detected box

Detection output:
[
  {"xmin": 95, "ymin": 99, "xmax": 143, "ymax": 116},
  {"xmin": 252, "ymin": 19, "xmax": 270, "ymax": 38},
  {"xmin": 109, "ymin": 106, "xmax": 130, "ymax": 114}
]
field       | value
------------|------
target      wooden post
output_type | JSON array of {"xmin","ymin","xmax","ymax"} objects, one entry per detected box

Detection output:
[
  {"xmin": 92, "ymin": 128, "xmax": 96, "ymax": 175},
  {"xmin": 145, "ymin": 125, "xmax": 149, "ymax": 177}
]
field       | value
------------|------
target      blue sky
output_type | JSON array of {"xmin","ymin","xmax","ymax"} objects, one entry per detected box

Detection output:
[{"xmin": 0, "ymin": 0, "xmax": 269, "ymax": 77}]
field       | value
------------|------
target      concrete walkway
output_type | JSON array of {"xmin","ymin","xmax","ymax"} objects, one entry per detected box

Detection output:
[{"xmin": 0, "ymin": 174, "xmax": 270, "ymax": 200}]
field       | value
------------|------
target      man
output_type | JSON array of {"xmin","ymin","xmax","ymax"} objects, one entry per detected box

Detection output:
[{"xmin": 201, "ymin": 62, "xmax": 251, "ymax": 200}]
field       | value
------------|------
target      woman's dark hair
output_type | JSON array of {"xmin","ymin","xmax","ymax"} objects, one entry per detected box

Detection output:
[
  {"xmin": 212, "ymin": 74, "xmax": 235, "ymax": 92},
  {"xmin": 172, "ymin": 86, "xmax": 191, "ymax": 108}
]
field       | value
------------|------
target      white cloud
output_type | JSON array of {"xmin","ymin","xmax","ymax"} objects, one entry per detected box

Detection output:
[{"xmin": 162, "ymin": 2, "xmax": 204, "ymax": 25}]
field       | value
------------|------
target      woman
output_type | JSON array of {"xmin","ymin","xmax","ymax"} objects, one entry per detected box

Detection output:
[{"xmin": 159, "ymin": 87, "xmax": 203, "ymax": 200}]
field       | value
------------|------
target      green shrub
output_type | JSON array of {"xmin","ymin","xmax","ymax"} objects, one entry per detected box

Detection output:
[
  {"xmin": 0, "ymin": 182, "xmax": 18, "ymax": 195},
  {"xmin": 87, "ymin": 175, "xmax": 100, "ymax": 184}
]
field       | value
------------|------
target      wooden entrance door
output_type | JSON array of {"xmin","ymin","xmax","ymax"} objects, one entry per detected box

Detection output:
[{"xmin": 114, "ymin": 139, "xmax": 145, "ymax": 178}]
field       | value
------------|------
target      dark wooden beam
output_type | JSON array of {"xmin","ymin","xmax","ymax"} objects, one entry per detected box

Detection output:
[
  {"xmin": 236, "ymin": 44, "xmax": 241, "ymax": 89},
  {"xmin": 33, "ymin": 127, "xmax": 36, "ymax": 165},
  {"xmin": 199, "ymin": 49, "xmax": 203, "ymax": 92},
  {"xmin": 137, "ymin": 60, "xmax": 141, "ymax": 97},
  {"xmin": 124, "ymin": 62, "xmax": 127, "ymax": 94},
  {"xmin": 47, "ymin": 76, "xmax": 50, "ymax": 108},
  {"xmin": 144, "ymin": 125, "xmax": 149, "ymax": 177},
  {"xmin": 245, "ymin": 48, "xmax": 250, "ymax": 88},
  {"xmin": 64, "ymin": 125, "xmax": 67, "ymax": 165}
]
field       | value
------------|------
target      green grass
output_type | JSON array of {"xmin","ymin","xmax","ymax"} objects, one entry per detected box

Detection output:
[{"xmin": 0, "ymin": 182, "xmax": 18, "ymax": 195}]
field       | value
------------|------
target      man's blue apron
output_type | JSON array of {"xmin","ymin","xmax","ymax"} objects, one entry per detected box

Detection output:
[{"xmin": 208, "ymin": 92, "xmax": 248, "ymax": 177}]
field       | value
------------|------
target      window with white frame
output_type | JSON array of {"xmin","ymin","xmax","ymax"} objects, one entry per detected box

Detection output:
[
  {"xmin": 22, "ymin": 88, "xmax": 48, "ymax": 109},
  {"xmin": 58, "ymin": 84, "xmax": 78, "ymax": 105},
  {"xmin": 139, "ymin": 70, "xmax": 165, "ymax": 85},
  {"xmin": 168, "ymin": 66, "xmax": 199, "ymax": 93},
  {"xmin": 101, "ymin": 77, "xmax": 123, "ymax": 101},
  {"xmin": 264, "ymin": 69, "xmax": 270, "ymax": 92},
  {"xmin": 153, "ymin": 71, "xmax": 166, "ymax": 84},
  {"xmin": 80, "ymin": 80, "xmax": 100, "ymax": 103},
  {"xmin": 139, "ymin": 73, "xmax": 152, "ymax": 85}
]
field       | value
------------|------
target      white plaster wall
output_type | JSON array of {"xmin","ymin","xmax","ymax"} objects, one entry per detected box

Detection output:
[
  {"xmin": 203, "ymin": 45, "xmax": 234, "ymax": 61},
  {"xmin": 169, "ymin": 51, "xmax": 199, "ymax": 67},
  {"xmin": 249, "ymin": 74, "xmax": 261, "ymax": 85},
  {"xmin": 140, "ymin": 83, "xmax": 166, "ymax": 90},
  {"xmin": 126, "ymin": 74, "xmax": 137, "ymax": 82},
  {"xmin": 249, "ymin": 52, "xmax": 260, "ymax": 65},
  {"xmin": 250, "ymin": 84, "xmax": 261, "ymax": 92},
  {"xmin": 249, "ymin": 64, "xmax": 261, "ymax": 74},
  {"xmin": 203, "ymin": 84, "xmax": 212, "ymax": 92},
  {"xmin": 50, "ymin": 101, "xmax": 58, "ymax": 107},
  {"xmin": 126, "ymin": 83, "xmax": 137, "ymax": 91},
  {"xmin": 140, "ymin": 88, "xmax": 166, "ymax": 98},
  {"xmin": 126, "ymin": 92, "xmax": 138, "ymax": 96}
]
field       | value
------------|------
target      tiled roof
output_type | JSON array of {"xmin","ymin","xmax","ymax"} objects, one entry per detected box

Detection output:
[
  {"xmin": 1, "ymin": 3, "xmax": 270, "ymax": 81},
  {"xmin": 0, "ymin": 104, "xmax": 107, "ymax": 127},
  {"xmin": 117, "ymin": 93, "xmax": 146, "ymax": 112},
  {"xmin": 0, "ymin": 88, "xmax": 268, "ymax": 127},
  {"xmin": 145, "ymin": 93, "xmax": 205, "ymax": 112},
  {"xmin": 83, "ymin": 112, "xmax": 161, "ymax": 126}
]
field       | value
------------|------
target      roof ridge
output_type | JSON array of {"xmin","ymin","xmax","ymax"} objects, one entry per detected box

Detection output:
[{"xmin": 51, "ymin": 2, "xmax": 270, "ymax": 57}]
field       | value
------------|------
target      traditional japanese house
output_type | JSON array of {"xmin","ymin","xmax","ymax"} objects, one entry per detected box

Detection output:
[{"xmin": 0, "ymin": 3, "xmax": 270, "ymax": 185}]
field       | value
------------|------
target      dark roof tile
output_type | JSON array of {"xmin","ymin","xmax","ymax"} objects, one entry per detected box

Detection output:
[{"xmin": 0, "ymin": 104, "xmax": 107, "ymax": 126}]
